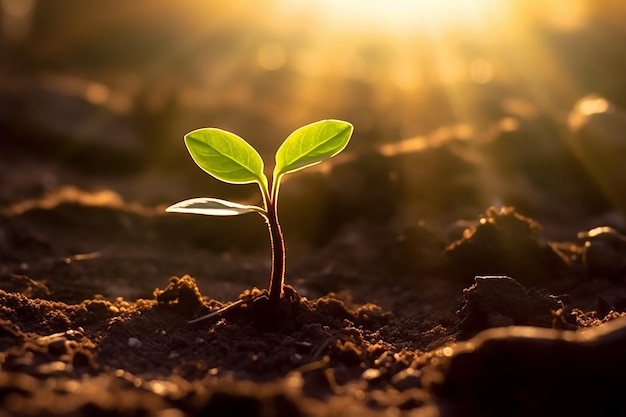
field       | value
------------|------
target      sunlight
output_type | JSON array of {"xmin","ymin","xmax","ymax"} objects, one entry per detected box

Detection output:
[{"xmin": 280, "ymin": 0, "xmax": 507, "ymax": 35}]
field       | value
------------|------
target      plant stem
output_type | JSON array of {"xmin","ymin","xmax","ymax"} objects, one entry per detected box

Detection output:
[{"xmin": 266, "ymin": 197, "xmax": 285, "ymax": 306}]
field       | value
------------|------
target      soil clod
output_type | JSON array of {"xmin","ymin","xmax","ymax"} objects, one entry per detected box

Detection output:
[{"xmin": 457, "ymin": 275, "xmax": 565, "ymax": 334}]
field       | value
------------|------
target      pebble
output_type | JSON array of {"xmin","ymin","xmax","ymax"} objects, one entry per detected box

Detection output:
[{"xmin": 127, "ymin": 337, "xmax": 142, "ymax": 348}]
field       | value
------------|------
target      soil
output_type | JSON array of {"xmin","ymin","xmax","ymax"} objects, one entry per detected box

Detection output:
[
  {"xmin": 0, "ymin": 0, "xmax": 626, "ymax": 406},
  {"xmin": 3, "ymin": 81, "xmax": 626, "ymax": 417}
]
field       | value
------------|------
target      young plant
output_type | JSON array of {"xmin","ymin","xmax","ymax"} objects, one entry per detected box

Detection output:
[{"xmin": 166, "ymin": 119, "xmax": 354, "ymax": 314}]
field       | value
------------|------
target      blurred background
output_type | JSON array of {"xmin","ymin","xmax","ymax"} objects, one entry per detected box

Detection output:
[
  {"xmin": 3, "ymin": 0, "xmax": 626, "ymax": 301},
  {"xmin": 1, "ymin": 0, "xmax": 626, "ymax": 231}
]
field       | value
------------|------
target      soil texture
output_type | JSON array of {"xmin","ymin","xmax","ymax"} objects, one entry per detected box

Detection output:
[{"xmin": 2, "ymin": 88, "xmax": 626, "ymax": 417}]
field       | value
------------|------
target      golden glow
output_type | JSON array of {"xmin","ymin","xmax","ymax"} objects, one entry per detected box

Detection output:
[
  {"xmin": 134, "ymin": 0, "xmax": 599, "ymax": 141},
  {"xmin": 8, "ymin": 1, "xmax": 624, "ymax": 252},
  {"xmin": 568, "ymin": 96, "xmax": 611, "ymax": 130},
  {"xmin": 257, "ymin": 42, "xmax": 287, "ymax": 71},
  {"xmin": 280, "ymin": 0, "xmax": 507, "ymax": 35},
  {"xmin": 531, "ymin": 0, "xmax": 588, "ymax": 31},
  {"xmin": 84, "ymin": 83, "xmax": 110, "ymax": 105},
  {"xmin": 579, "ymin": 97, "xmax": 610, "ymax": 116},
  {"xmin": 469, "ymin": 59, "xmax": 494, "ymax": 84}
]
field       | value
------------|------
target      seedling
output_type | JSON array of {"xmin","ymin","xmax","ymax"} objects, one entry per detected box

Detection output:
[{"xmin": 167, "ymin": 119, "xmax": 354, "ymax": 320}]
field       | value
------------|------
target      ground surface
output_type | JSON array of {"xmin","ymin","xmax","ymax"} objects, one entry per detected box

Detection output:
[{"xmin": 2, "ymin": 74, "xmax": 626, "ymax": 416}]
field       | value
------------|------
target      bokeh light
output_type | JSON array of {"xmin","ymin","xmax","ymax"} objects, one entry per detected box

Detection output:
[{"xmin": 2, "ymin": 0, "xmax": 626, "ymax": 214}]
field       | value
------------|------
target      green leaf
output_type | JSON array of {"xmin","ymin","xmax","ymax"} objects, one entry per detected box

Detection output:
[
  {"xmin": 166, "ymin": 198, "xmax": 265, "ymax": 216},
  {"xmin": 185, "ymin": 128, "xmax": 268, "ymax": 188},
  {"xmin": 274, "ymin": 120, "xmax": 354, "ymax": 178}
]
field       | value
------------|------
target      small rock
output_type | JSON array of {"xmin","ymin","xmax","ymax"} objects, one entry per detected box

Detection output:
[{"xmin": 127, "ymin": 337, "xmax": 142, "ymax": 348}]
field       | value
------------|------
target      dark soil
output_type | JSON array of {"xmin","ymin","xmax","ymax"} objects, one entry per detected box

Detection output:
[
  {"xmin": 2, "ymin": 92, "xmax": 626, "ymax": 417},
  {"xmin": 4, "ymin": 4, "xmax": 626, "ymax": 408}
]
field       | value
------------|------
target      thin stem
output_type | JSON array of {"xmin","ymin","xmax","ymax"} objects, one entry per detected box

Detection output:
[{"xmin": 266, "ymin": 177, "xmax": 285, "ymax": 306}]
